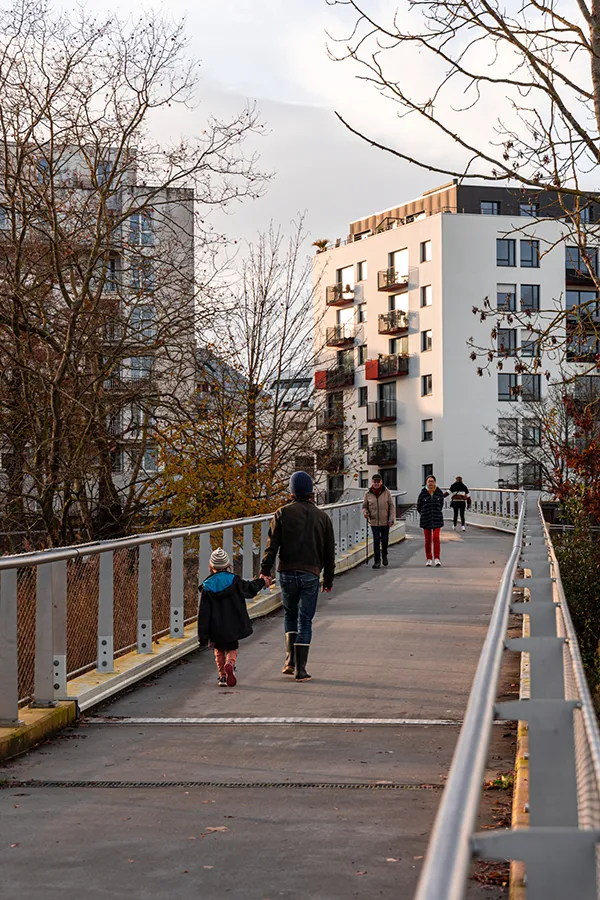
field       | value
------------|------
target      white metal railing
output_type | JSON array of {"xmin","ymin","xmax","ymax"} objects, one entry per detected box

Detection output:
[{"xmin": 0, "ymin": 494, "xmax": 404, "ymax": 725}]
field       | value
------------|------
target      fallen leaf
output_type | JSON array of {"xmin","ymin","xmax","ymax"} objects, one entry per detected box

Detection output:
[
  {"xmin": 122, "ymin": 817, "xmax": 130, "ymax": 821},
  {"xmin": 10, "ymin": 843, "xmax": 19, "ymax": 848},
  {"xmin": 386, "ymin": 858, "xmax": 401, "ymax": 862},
  {"xmin": 203, "ymin": 865, "xmax": 214, "ymax": 869},
  {"xmin": 182, "ymin": 870, "xmax": 188, "ymax": 874},
  {"xmin": 187, "ymin": 836, "xmax": 197, "ymax": 840},
  {"xmin": 413, "ymin": 856, "xmax": 424, "ymax": 860},
  {"xmin": 204, "ymin": 826, "xmax": 228, "ymax": 833},
  {"xmin": 356, "ymin": 870, "xmax": 367, "ymax": 876},
  {"xmin": 13, "ymin": 805, "xmax": 20, "ymax": 809},
  {"xmin": 128, "ymin": 859, "xmax": 134, "ymax": 863}
]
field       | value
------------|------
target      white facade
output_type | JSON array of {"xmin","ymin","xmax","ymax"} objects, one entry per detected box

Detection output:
[{"xmin": 313, "ymin": 194, "xmax": 580, "ymax": 501}]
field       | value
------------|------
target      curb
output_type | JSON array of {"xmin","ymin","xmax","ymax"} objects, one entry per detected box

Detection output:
[{"xmin": 0, "ymin": 701, "xmax": 77, "ymax": 763}]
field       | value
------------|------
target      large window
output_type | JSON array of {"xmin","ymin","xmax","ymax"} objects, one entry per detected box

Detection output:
[
  {"xmin": 498, "ymin": 418, "xmax": 518, "ymax": 446},
  {"xmin": 521, "ymin": 374, "xmax": 541, "ymax": 401},
  {"xmin": 520, "ymin": 239, "xmax": 540, "ymax": 268},
  {"xmin": 131, "ymin": 305, "xmax": 156, "ymax": 340},
  {"xmin": 357, "ymin": 303, "xmax": 367, "ymax": 323},
  {"xmin": 566, "ymin": 331, "xmax": 598, "ymax": 362},
  {"xmin": 420, "ymin": 240, "xmax": 432, "ymax": 262},
  {"xmin": 481, "ymin": 200, "xmax": 500, "ymax": 215},
  {"xmin": 358, "ymin": 386, "xmax": 368, "ymax": 407},
  {"xmin": 422, "ymin": 419, "xmax": 433, "ymax": 442},
  {"xmin": 359, "ymin": 470, "xmax": 369, "ymax": 489},
  {"xmin": 358, "ymin": 429, "xmax": 368, "ymax": 450},
  {"xmin": 497, "ymin": 239, "xmax": 516, "ymax": 267},
  {"xmin": 498, "ymin": 373, "xmax": 518, "ymax": 401},
  {"xmin": 497, "ymin": 328, "xmax": 517, "ymax": 356},
  {"xmin": 566, "ymin": 289, "xmax": 598, "ymax": 317},
  {"xmin": 129, "ymin": 212, "xmax": 154, "ymax": 246},
  {"xmin": 498, "ymin": 464, "xmax": 519, "ymax": 488},
  {"xmin": 357, "ymin": 260, "xmax": 368, "ymax": 281},
  {"xmin": 520, "ymin": 202, "xmax": 539, "ymax": 217},
  {"xmin": 420, "ymin": 285, "xmax": 432, "ymax": 307},
  {"xmin": 130, "ymin": 356, "xmax": 153, "ymax": 382},
  {"xmin": 130, "ymin": 259, "xmax": 155, "ymax": 292},
  {"xmin": 521, "ymin": 284, "xmax": 540, "ymax": 311},
  {"xmin": 566, "ymin": 246, "xmax": 598, "ymax": 277},
  {"xmin": 381, "ymin": 468, "xmax": 397, "ymax": 490},
  {"xmin": 357, "ymin": 345, "xmax": 367, "ymax": 366},
  {"xmin": 521, "ymin": 332, "xmax": 540, "ymax": 358},
  {"xmin": 389, "ymin": 336, "xmax": 408, "ymax": 355},
  {"xmin": 522, "ymin": 420, "xmax": 541, "ymax": 446},
  {"xmin": 522, "ymin": 463, "xmax": 542, "ymax": 489},
  {"xmin": 497, "ymin": 284, "xmax": 516, "ymax": 311},
  {"xmin": 422, "ymin": 463, "xmax": 434, "ymax": 483},
  {"xmin": 421, "ymin": 374, "xmax": 433, "ymax": 396},
  {"xmin": 421, "ymin": 329, "xmax": 432, "ymax": 352}
]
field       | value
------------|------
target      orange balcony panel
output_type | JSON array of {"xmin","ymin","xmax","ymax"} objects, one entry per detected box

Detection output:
[{"xmin": 365, "ymin": 359, "xmax": 379, "ymax": 380}]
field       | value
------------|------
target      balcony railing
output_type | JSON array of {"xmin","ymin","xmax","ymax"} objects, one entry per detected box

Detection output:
[
  {"xmin": 316, "ymin": 449, "xmax": 344, "ymax": 472},
  {"xmin": 325, "ymin": 325, "xmax": 355, "ymax": 347},
  {"xmin": 377, "ymin": 268, "xmax": 409, "ymax": 291},
  {"xmin": 366, "ymin": 400, "xmax": 397, "ymax": 423},
  {"xmin": 367, "ymin": 439, "xmax": 397, "ymax": 466},
  {"xmin": 378, "ymin": 310, "xmax": 409, "ymax": 334},
  {"xmin": 315, "ymin": 365, "xmax": 355, "ymax": 391},
  {"xmin": 326, "ymin": 283, "xmax": 354, "ymax": 306},
  {"xmin": 365, "ymin": 354, "xmax": 409, "ymax": 380},
  {"xmin": 316, "ymin": 408, "xmax": 344, "ymax": 430}
]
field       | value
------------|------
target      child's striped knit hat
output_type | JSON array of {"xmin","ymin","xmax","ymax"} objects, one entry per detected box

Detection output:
[{"xmin": 210, "ymin": 548, "xmax": 230, "ymax": 570}]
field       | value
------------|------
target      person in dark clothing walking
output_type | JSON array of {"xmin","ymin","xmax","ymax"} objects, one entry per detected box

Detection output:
[
  {"xmin": 198, "ymin": 547, "xmax": 267, "ymax": 687},
  {"xmin": 416, "ymin": 475, "xmax": 445, "ymax": 567},
  {"xmin": 445, "ymin": 476, "xmax": 471, "ymax": 531},
  {"xmin": 260, "ymin": 471, "xmax": 335, "ymax": 682},
  {"xmin": 362, "ymin": 473, "xmax": 396, "ymax": 568}
]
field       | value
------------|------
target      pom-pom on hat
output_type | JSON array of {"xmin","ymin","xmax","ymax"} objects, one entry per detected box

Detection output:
[
  {"xmin": 210, "ymin": 548, "xmax": 230, "ymax": 570},
  {"xmin": 289, "ymin": 470, "xmax": 314, "ymax": 498}
]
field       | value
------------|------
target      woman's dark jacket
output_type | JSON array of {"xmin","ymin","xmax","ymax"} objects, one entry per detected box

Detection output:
[
  {"xmin": 198, "ymin": 572, "xmax": 264, "ymax": 646},
  {"xmin": 416, "ymin": 487, "xmax": 445, "ymax": 530}
]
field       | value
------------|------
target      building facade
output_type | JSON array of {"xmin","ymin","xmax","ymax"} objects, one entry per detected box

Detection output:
[{"xmin": 313, "ymin": 181, "xmax": 597, "ymax": 501}]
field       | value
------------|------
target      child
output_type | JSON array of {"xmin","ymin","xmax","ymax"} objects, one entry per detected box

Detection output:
[{"xmin": 198, "ymin": 547, "xmax": 268, "ymax": 687}]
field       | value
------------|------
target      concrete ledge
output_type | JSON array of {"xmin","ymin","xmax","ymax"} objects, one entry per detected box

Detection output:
[
  {"xmin": 0, "ymin": 701, "xmax": 77, "ymax": 763},
  {"xmin": 509, "ymin": 613, "xmax": 530, "ymax": 900}
]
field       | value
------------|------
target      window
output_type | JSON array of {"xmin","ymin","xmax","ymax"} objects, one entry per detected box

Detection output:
[
  {"xmin": 129, "ymin": 212, "xmax": 153, "ymax": 246},
  {"xmin": 358, "ymin": 429, "xmax": 368, "ymax": 450},
  {"xmin": 359, "ymin": 470, "xmax": 369, "ymax": 489},
  {"xmin": 97, "ymin": 158, "xmax": 113, "ymax": 186},
  {"xmin": 389, "ymin": 293, "xmax": 407, "ymax": 312},
  {"xmin": 420, "ymin": 240, "xmax": 432, "ymax": 262},
  {"xmin": 498, "ymin": 373, "xmax": 518, "ymax": 401},
  {"xmin": 357, "ymin": 345, "xmax": 367, "ymax": 366},
  {"xmin": 421, "ymin": 374, "xmax": 433, "ymax": 396},
  {"xmin": 389, "ymin": 335, "xmax": 408, "ymax": 355},
  {"xmin": 105, "ymin": 257, "xmax": 119, "ymax": 293},
  {"xmin": 111, "ymin": 447, "xmax": 124, "ymax": 474},
  {"xmin": 357, "ymin": 260, "xmax": 368, "ymax": 281},
  {"xmin": 580, "ymin": 206, "xmax": 594, "ymax": 224},
  {"xmin": 422, "ymin": 419, "xmax": 433, "ymax": 442},
  {"xmin": 521, "ymin": 284, "xmax": 540, "ymax": 311},
  {"xmin": 521, "ymin": 332, "xmax": 540, "ymax": 358},
  {"xmin": 497, "ymin": 239, "xmax": 516, "ymax": 267},
  {"xmin": 142, "ymin": 446, "xmax": 158, "ymax": 472},
  {"xmin": 130, "ymin": 356, "xmax": 153, "ymax": 382},
  {"xmin": 420, "ymin": 285, "xmax": 432, "ymax": 307},
  {"xmin": 481, "ymin": 201, "xmax": 501, "ymax": 215},
  {"xmin": 422, "ymin": 463, "xmax": 434, "ymax": 483},
  {"xmin": 498, "ymin": 464, "xmax": 519, "ymax": 489},
  {"xmin": 522, "ymin": 462, "xmax": 542, "ymax": 489},
  {"xmin": 520, "ymin": 203, "xmax": 539, "ymax": 217},
  {"xmin": 566, "ymin": 289, "xmax": 598, "ymax": 317},
  {"xmin": 130, "ymin": 258, "xmax": 155, "ymax": 291},
  {"xmin": 521, "ymin": 374, "xmax": 541, "ymax": 401},
  {"xmin": 357, "ymin": 303, "xmax": 367, "ymax": 323},
  {"xmin": 381, "ymin": 468, "xmax": 397, "ymax": 490},
  {"xmin": 0, "ymin": 206, "xmax": 9, "ymax": 230},
  {"xmin": 498, "ymin": 418, "xmax": 518, "ymax": 446},
  {"xmin": 520, "ymin": 239, "xmax": 540, "ymax": 268},
  {"xmin": 566, "ymin": 331, "xmax": 597, "ymax": 362},
  {"xmin": 566, "ymin": 246, "xmax": 598, "ymax": 277},
  {"xmin": 522, "ymin": 420, "xmax": 541, "ymax": 446},
  {"xmin": 358, "ymin": 386, "xmax": 368, "ymax": 407},
  {"xmin": 131, "ymin": 305, "xmax": 156, "ymax": 340},
  {"xmin": 497, "ymin": 284, "xmax": 516, "ymax": 311},
  {"xmin": 497, "ymin": 328, "xmax": 517, "ymax": 356},
  {"xmin": 421, "ymin": 329, "xmax": 432, "ymax": 352}
]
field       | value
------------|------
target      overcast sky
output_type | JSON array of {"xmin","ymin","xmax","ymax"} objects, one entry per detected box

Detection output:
[{"xmin": 96, "ymin": 0, "xmax": 439, "ymax": 246}]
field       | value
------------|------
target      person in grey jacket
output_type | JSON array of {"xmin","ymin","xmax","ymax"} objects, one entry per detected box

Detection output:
[
  {"xmin": 362, "ymin": 473, "xmax": 395, "ymax": 568},
  {"xmin": 260, "ymin": 471, "xmax": 335, "ymax": 682}
]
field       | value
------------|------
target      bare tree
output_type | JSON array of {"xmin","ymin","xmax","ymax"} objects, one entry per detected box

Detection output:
[{"xmin": 0, "ymin": 0, "xmax": 265, "ymax": 547}]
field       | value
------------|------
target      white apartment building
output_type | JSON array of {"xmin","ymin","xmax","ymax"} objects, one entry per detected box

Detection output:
[{"xmin": 313, "ymin": 181, "xmax": 597, "ymax": 502}]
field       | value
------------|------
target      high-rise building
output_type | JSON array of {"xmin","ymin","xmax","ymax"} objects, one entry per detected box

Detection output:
[{"xmin": 313, "ymin": 181, "xmax": 597, "ymax": 500}]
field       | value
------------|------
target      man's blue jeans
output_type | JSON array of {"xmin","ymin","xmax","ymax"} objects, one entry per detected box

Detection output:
[{"xmin": 280, "ymin": 571, "xmax": 320, "ymax": 644}]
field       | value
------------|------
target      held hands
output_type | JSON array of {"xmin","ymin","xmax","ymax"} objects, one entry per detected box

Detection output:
[
  {"xmin": 322, "ymin": 585, "xmax": 332, "ymax": 593},
  {"xmin": 262, "ymin": 574, "xmax": 273, "ymax": 588}
]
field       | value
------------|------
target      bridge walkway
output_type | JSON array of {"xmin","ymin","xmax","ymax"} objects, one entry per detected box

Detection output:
[{"xmin": 1, "ymin": 526, "xmax": 515, "ymax": 900}]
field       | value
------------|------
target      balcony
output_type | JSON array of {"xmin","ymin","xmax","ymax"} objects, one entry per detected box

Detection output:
[
  {"xmin": 367, "ymin": 439, "xmax": 397, "ymax": 466},
  {"xmin": 315, "ymin": 365, "xmax": 355, "ymax": 391},
  {"xmin": 316, "ymin": 449, "xmax": 344, "ymax": 473},
  {"xmin": 326, "ymin": 283, "xmax": 354, "ymax": 306},
  {"xmin": 316, "ymin": 408, "xmax": 344, "ymax": 431},
  {"xmin": 378, "ymin": 310, "xmax": 409, "ymax": 335},
  {"xmin": 325, "ymin": 325, "xmax": 355, "ymax": 347},
  {"xmin": 377, "ymin": 268, "xmax": 408, "ymax": 292},
  {"xmin": 366, "ymin": 400, "xmax": 396, "ymax": 423},
  {"xmin": 365, "ymin": 354, "xmax": 409, "ymax": 380}
]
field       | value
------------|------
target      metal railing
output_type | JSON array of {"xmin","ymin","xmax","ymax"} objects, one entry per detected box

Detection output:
[
  {"xmin": 415, "ymin": 490, "xmax": 600, "ymax": 900},
  {"xmin": 0, "ymin": 496, "xmax": 395, "ymax": 726}
]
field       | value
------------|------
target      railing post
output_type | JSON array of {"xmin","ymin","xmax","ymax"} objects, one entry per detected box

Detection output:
[
  {"xmin": 137, "ymin": 543, "xmax": 152, "ymax": 654},
  {"xmin": 0, "ymin": 569, "xmax": 22, "ymax": 725},
  {"xmin": 199, "ymin": 532, "xmax": 211, "ymax": 586},
  {"xmin": 32, "ymin": 562, "xmax": 56, "ymax": 707},
  {"xmin": 97, "ymin": 551, "xmax": 114, "ymax": 673},
  {"xmin": 52, "ymin": 559, "xmax": 68, "ymax": 699},
  {"xmin": 170, "ymin": 537, "xmax": 184, "ymax": 638},
  {"xmin": 223, "ymin": 528, "xmax": 233, "ymax": 567},
  {"xmin": 243, "ymin": 523, "xmax": 253, "ymax": 579},
  {"xmin": 260, "ymin": 520, "xmax": 269, "ymax": 569}
]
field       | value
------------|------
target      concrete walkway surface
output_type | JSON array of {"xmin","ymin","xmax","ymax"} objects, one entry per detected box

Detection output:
[{"xmin": 1, "ymin": 525, "xmax": 515, "ymax": 900}]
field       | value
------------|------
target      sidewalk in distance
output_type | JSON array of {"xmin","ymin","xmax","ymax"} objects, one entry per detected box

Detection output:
[{"xmin": 1, "ymin": 526, "xmax": 514, "ymax": 900}]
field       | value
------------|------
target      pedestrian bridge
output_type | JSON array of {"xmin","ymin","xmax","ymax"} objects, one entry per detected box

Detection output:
[{"xmin": 1, "ymin": 492, "xmax": 599, "ymax": 899}]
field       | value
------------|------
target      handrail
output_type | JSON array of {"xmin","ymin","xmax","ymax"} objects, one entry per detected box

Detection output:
[{"xmin": 414, "ymin": 491, "xmax": 526, "ymax": 900}]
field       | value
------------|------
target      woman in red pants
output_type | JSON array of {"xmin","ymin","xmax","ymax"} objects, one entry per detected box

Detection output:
[{"xmin": 416, "ymin": 475, "xmax": 445, "ymax": 567}]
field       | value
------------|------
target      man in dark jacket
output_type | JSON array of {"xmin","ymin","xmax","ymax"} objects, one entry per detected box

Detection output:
[
  {"xmin": 198, "ymin": 547, "xmax": 266, "ymax": 687},
  {"xmin": 445, "ymin": 476, "xmax": 471, "ymax": 531},
  {"xmin": 416, "ymin": 474, "xmax": 445, "ymax": 567},
  {"xmin": 260, "ymin": 471, "xmax": 335, "ymax": 682}
]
